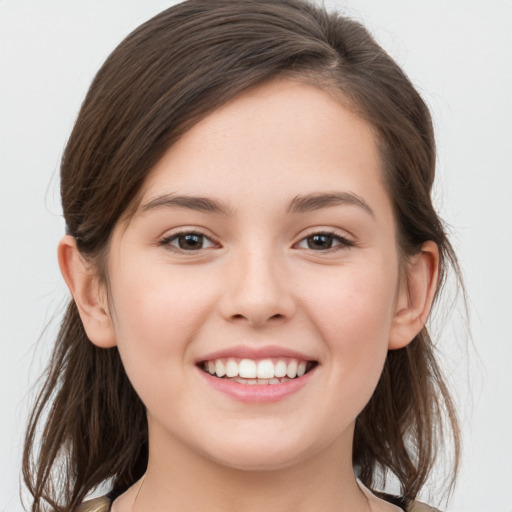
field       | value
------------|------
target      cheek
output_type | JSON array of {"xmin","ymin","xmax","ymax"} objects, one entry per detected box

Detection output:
[
  {"xmin": 107, "ymin": 263, "xmax": 216, "ymax": 381},
  {"xmin": 298, "ymin": 260, "xmax": 398, "ymax": 404},
  {"xmin": 302, "ymin": 258, "xmax": 397, "ymax": 337}
]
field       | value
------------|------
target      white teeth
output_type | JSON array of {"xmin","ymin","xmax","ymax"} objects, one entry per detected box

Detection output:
[
  {"xmin": 257, "ymin": 359, "xmax": 274, "ymax": 379},
  {"xmin": 225, "ymin": 376, "xmax": 292, "ymax": 385},
  {"xmin": 204, "ymin": 357, "xmax": 313, "ymax": 382},
  {"xmin": 215, "ymin": 360, "xmax": 226, "ymax": 377},
  {"xmin": 286, "ymin": 360, "xmax": 298, "ymax": 378},
  {"xmin": 225, "ymin": 358, "xmax": 238, "ymax": 377},
  {"xmin": 239, "ymin": 359, "xmax": 257, "ymax": 379},
  {"xmin": 274, "ymin": 360, "xmax": 287, "ymax": 378}
]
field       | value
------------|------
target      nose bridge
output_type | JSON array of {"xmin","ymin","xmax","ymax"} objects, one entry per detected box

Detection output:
[{"xmin": 221, "ymin": 243, "xmax": 294, "ymax": 326}]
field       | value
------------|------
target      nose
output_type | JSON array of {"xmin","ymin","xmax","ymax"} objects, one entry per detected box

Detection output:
[{"xmin": 218, "ymin": 248, "xmax": 296, "ymax": 327}]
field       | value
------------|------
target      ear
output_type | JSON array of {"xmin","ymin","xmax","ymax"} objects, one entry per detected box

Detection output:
[
  {"xmin": 389, "ymin": 241, "xmax": 439, "ymax": 350},
  {"xmin": 57, "ymin": 235, "xmax": 117, "ymax": 348}
]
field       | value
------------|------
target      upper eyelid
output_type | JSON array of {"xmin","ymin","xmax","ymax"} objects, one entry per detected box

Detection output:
[
  {"xmin": 294, "ymin": 227, "xmax": 354, "ymax": 243},
  {"xmin": 159, "ymin": 227, "xmax": 217, "ymax": 241}
]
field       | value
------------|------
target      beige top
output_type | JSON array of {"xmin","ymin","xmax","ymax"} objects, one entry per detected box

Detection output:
[
  {"xmin": 76, "ymin": 490, "xmax": 440, "ymax": 512},
  {"xmin": 358, "ymin": 481, "xmax": 440, "ymax": 512},
  {"xmin": 76, "ymin": 497, "xmax": 110, "ymax": 512}
]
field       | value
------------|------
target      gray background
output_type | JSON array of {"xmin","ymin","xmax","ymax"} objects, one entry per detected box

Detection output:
[{"xmin": 1, "ymin": 1, "xmax": 511, "ymax": 510}]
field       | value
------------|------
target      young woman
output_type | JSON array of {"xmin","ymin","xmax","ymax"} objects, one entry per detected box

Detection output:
[{"xmin": 23, "ymin": 1, "xmax": 460, "ymax": 511}]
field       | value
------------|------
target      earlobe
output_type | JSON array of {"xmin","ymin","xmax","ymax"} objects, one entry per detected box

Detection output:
[
  {"xmin": 388, "ymin": 241, "xmax": 440, "ymax": 350},
  {"xmin": 57, "ymin": 235, "xmax": 117, "ymax": 348}
]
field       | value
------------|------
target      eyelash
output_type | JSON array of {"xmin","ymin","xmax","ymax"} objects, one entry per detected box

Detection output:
[
  {"xmin": 158, "ymin": 229, "xmax": 354, "ymax": 254},
  {"xmin": 295, "ymin": 230, "xmax": 354, "ymax": 252},
  {"xmin": 159, "ymin": 231, "xmax": 217, "ymax": 253}
]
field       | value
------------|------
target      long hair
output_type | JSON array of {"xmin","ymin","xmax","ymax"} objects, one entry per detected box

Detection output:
[{"xmin": 23, "ymin": 1, "xmax": 461, "ymax": 510}]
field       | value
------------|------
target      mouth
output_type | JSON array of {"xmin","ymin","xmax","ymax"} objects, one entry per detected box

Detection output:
[{"xmin": 198, "ymin": 357, "xmax": 318, "ymax": 385}]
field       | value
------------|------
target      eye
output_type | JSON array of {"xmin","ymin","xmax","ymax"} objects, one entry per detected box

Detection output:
[
  {"xmin": 296, "ymin": 232, "xmax": 353, "ymax": 251},
  {"xmin": 161, "ymin": 231, "xmax": 216, "ymax": 251}
]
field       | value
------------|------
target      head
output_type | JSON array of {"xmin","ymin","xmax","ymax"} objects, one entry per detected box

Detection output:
[{"xmin": 23, "ymin": 1, "xmax": 460, "ymax": 510}]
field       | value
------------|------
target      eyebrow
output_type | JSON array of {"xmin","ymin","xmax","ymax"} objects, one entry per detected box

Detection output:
[
  {"xmin": 141, "ymin": 191, "xmax": 374, "ymax": 217},
  {"xmin": 142, "ymin": 194, "xmax": 233, "ymax": 216},
  {"xmin": 287, "ymin": 192, "xmax": 374, "ymax": 217}
]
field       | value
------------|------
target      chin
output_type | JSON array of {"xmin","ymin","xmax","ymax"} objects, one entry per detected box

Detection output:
[
  {"xmin": 210, "ymin": 449, "xmax": 307, "ymax": 472},
  {"xmin": 200, "ymin": 432, "xmax": 320, "ymax": 472}
]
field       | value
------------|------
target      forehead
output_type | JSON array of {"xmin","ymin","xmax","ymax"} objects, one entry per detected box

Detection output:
[{"xmin": 139, "ymin": 79, "xmax": 390, "ymax": 217}]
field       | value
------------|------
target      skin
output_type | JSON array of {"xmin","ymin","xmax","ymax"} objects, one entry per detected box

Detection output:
[{"xmin": 59, "ymin": 80, "xmax": 439, "ymax": 512}]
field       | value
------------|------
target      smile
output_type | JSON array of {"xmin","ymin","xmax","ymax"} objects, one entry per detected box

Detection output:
[{"xmin": 200, "ymin": 357, "xmax": 317, "ymax": 385}]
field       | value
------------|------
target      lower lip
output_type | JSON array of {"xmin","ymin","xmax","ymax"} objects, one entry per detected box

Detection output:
[{"xmin": 197, "ymin": 366, "xmax": 316, "ymax": 403}]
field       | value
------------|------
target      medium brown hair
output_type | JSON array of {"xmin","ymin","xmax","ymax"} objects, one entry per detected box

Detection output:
[{"xmin": 23, "ymin": 1, "xmax": 460, "ymax": 510}]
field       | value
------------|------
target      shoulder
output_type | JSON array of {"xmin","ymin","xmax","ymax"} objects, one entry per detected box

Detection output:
[
  {"xmin": 75, "ymin": 495, "xmax": 111, "ymax": 512},
  {"xmin": 408, "ymin": 502, "xmax": 441, "ymax": 512}
]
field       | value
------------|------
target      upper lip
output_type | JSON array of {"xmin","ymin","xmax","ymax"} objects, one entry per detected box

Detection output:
[{"xmin": 196, "ymin": 345, "xmax": 318, "ymax": 363}]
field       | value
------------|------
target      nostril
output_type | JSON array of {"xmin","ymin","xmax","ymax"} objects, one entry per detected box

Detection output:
[{"xmin": 230, "ymin": 313, "xmax": 285, "ymax": 322}]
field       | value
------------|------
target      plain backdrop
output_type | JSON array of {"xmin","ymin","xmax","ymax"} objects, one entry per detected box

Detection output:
[{"xmin": 1, "ymin": 1, "xmax": 511, "ymax": 511}]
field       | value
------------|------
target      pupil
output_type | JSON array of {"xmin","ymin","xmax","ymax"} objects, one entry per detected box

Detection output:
[
  {"xmin": 308, "ymin": 234, "xmax": 332, "ymax": 250},
  {"xmin": 179, "ymin": 234, "xmax": 202, "ymax": 250}
]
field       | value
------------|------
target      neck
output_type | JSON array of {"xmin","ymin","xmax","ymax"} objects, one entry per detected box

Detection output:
[{"xmin": 125, "ymin": 421, "xmax": 372, "ymax": 512}]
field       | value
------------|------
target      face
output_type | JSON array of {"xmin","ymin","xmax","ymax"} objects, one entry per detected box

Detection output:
[{"xmin": 104, "ymin": 80, "xmax": 404, "ymax": 471}]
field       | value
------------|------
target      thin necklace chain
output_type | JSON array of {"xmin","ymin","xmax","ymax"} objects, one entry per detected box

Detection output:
[{"xmin": 129, "ymin": 474, "xmax": 146, "ymax": 512}]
